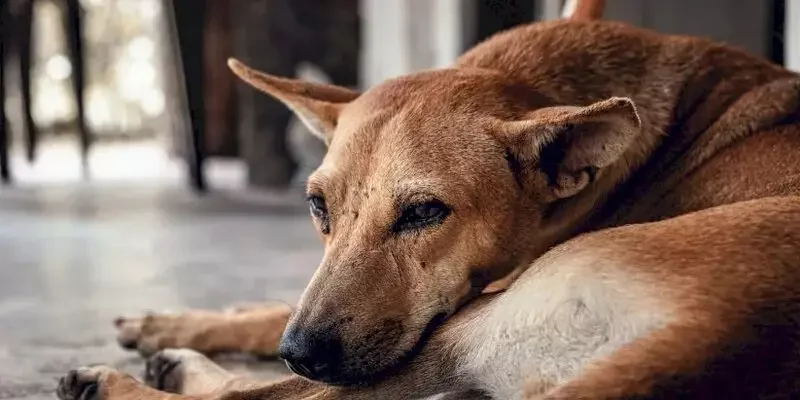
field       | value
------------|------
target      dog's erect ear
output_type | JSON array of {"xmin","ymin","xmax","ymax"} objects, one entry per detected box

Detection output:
[
  {"xmin": 500, "ymin": 97, "xmax": 641, "ymax": 199},
  {"xmin": 227, "ymin": 58, "xmax": 359, "ymax": 144}
]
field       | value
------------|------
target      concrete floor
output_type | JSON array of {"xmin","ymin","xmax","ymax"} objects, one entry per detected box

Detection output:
[{"xmin": 0, "ymin": 181, "xmax": 321, "ymax": 399}]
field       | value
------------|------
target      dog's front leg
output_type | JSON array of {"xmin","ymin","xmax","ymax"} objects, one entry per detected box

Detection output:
[
  {"xmin": 55, "ymin": 358, "xmax": 465, "ymax": 400},
  {"xmin": 155, "ymin": 298, "xmax": 496, "ymax": 400},
  {"xmin": 56, "ymin": 365, "xmax": 189, "ymax": 400},
  {"xmin": 55, "ymin": 363, "xmax": 326, "ymax": 400},
  {"xmin": 115, "ymin": 303, "xmax": 292, "ymax": 358},
  {"xmin": 58, "ymin": 296, "xmax": 493, "ymax": 400}
]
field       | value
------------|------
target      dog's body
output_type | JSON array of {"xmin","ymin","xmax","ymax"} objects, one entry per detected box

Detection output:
[
  {"xmin": 57, "ymin": 12, "xmax": 800, "ymax": 400},
  {"xmin": 454, "ymin": 197, "xmax": 800, "ymax": 399}
]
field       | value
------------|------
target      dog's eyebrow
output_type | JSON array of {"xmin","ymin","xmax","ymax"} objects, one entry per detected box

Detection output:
[
  {"xmin": 306, "ymin": 174, "xmax": 329, "ymax": 196},
  {"xmin": 393, "ymin": 180, "xmax": 450, "ymax": 203}
]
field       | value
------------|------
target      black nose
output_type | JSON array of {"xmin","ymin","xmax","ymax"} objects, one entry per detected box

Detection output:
[{"xmin": 279, "ymin": 326, "xmax": 344, "ymax": 381}]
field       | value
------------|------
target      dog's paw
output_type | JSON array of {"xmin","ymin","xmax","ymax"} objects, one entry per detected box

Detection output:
[
  {"xmin": 114, "ymin": 313, "xmax": 163, "ymax": 356},
  {"xmin": 114, "ymin": 305, "xmax": 291, "ymax": 358},
  {"xmin": 113, "ymin": 315, "xmax": 144, "ymax": 351},
  {"xmin": 114, "ymin": 311, "xmax": 219, "ymax": 357},
  {"xmin": 56, "ymin": 365, "xmax": 118, "ymax": 400},
  {"xmin": 144, "ymin": 349, "xmax": 187, "ymax": 393},
  {"xmin": 144, "ymin": 349, "xmax": 233, "ymax": 395}
]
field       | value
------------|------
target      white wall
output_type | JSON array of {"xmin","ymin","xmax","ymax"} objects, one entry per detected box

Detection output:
[
  {"xmin": 360, "ymin": 0, "xmax": 470, "ymax": 88},
  {"xmin": 787, "ymin": 0, "xmax": 800, "ymax": 72}
]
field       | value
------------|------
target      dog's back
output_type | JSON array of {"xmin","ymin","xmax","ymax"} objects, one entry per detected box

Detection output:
[{"xmin": 446, "ymin": 17, "xmax": 800, "ymax": 399}]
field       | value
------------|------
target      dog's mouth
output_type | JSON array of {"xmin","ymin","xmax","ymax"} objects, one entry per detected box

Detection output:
[{"xmin": 323, "ymin": 311, "xmax": 449, "ymax": 387}]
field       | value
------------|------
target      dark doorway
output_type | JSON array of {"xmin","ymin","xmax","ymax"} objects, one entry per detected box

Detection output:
[
  {"xmin": 469, "ymin": 0, "xmax": 536, "ymax": 48},
  {"xmin": 768, "ymin": 0, "xmax": 786, "ymax": 65}
]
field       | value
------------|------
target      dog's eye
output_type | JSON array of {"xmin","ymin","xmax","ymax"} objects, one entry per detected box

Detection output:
[
  {"xmin": 307, "ymin": 195, "xmax": 330, "ymax": 234},
  {"xmin": 308, "ymin": 195, "xmax": 327, "ymax": 217},
  {"xmin": 393, "ymin": 200, "xmax": 451, "ymax": 233}
]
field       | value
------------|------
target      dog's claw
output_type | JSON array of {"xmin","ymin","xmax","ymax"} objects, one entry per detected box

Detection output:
[
  {"xmin": 142, "ymin": 349, "xmax": 237, "ymax": 396},
  {"xmin": 56, "ymin": 366, "xmax": 112, "ymax": 400},
  {"xmin": 144, "ymin": 351, "xmax": 183, "ymax": 393}
]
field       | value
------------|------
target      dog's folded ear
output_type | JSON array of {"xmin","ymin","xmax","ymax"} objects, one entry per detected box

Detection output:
[
  {"xmin": 500, "ymin": 97, "xmax": 641, "ymax": 199},
  {"xmin": 227, "ymin": 58, "xmax": 360, "ymax": 144}
]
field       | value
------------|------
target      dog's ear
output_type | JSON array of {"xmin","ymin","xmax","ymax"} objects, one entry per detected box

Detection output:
[
  {"xmin": 501, "ymin": 97, "xmax": 641, "ymax": 199},
  {"xmin": 567, "ymin": 0, "xmax": 606, "ymax": 20},
  {"xmin": 227, "ymin": 58, "xmax": 359, "ymax": 144}
]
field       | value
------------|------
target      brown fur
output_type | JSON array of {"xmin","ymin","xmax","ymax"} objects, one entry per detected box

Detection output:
[
  {"xmin": 532, "ymin": 196, "xmax": 800, "ymax": 399},
  {"xmin": 57, "ymin": 2, "xmax": 800, "ymax": 399},
  {"xmin": 115, "ymin": 304, "xmax": 291, "ymax": 358}
]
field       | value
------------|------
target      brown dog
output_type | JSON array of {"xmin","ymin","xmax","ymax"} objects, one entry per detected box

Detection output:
[{"xmin": 56, "ymin": 2, "xmax": 800, "ymax": 399}]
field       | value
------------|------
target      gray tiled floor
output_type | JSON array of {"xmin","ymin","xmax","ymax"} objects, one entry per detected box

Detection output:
[{"xmin": 0, "ymin": 183, "xmax": 321, "ymax": 399}]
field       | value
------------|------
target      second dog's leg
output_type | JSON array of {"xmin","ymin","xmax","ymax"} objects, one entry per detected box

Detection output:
[{"xmin": 115, "ymin": 303, "xmax": 291, "ymax": 357}]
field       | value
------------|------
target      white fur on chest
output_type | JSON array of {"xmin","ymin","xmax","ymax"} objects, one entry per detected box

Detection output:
[{"xmin": 456, "ymin": 251, "xmax": 673, "ymax": 399}]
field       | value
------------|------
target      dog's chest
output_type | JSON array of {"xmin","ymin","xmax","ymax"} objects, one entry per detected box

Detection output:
[{"xmin": 455, "ymin": 257, "xmax": 670, "ymax": 399}]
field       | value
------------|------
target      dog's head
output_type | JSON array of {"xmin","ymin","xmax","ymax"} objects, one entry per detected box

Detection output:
[{"xmin": 229, "ymin": 59, "xmax": 640, "ymax": 385}]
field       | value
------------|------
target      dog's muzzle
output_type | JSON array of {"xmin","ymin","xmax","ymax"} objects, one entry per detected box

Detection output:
[{"xmin": 279, "ymin": 325, "xmax": 344, "ymax": 382}]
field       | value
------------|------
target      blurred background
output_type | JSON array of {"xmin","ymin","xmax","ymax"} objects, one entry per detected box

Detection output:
[
  {"xmin": 0, "ymin": 0, "xmax": 795, "ymax": 398},
  {"xmin": 0, "ymin": 0, "xmax": 794, "ymax": 191}
]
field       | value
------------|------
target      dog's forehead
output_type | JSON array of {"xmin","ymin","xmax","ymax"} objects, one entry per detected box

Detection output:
[
  {"xmin": 322, "ymin": 113, "xmax": 483, "ymax": 180},
  {"xmin": 333, "ymin": 69, "xmax": 513, "ymax": 149},
  {"xmin": 353, "ymin": 69, "xmax": 509, "ymax": 112},
  {"xmin": 308, "ymin": 69, "xmax": 526, "ymax": 199},
  {"xmin": 313, "ymin": 103, "xmax": 503, "ymax": 202}
]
